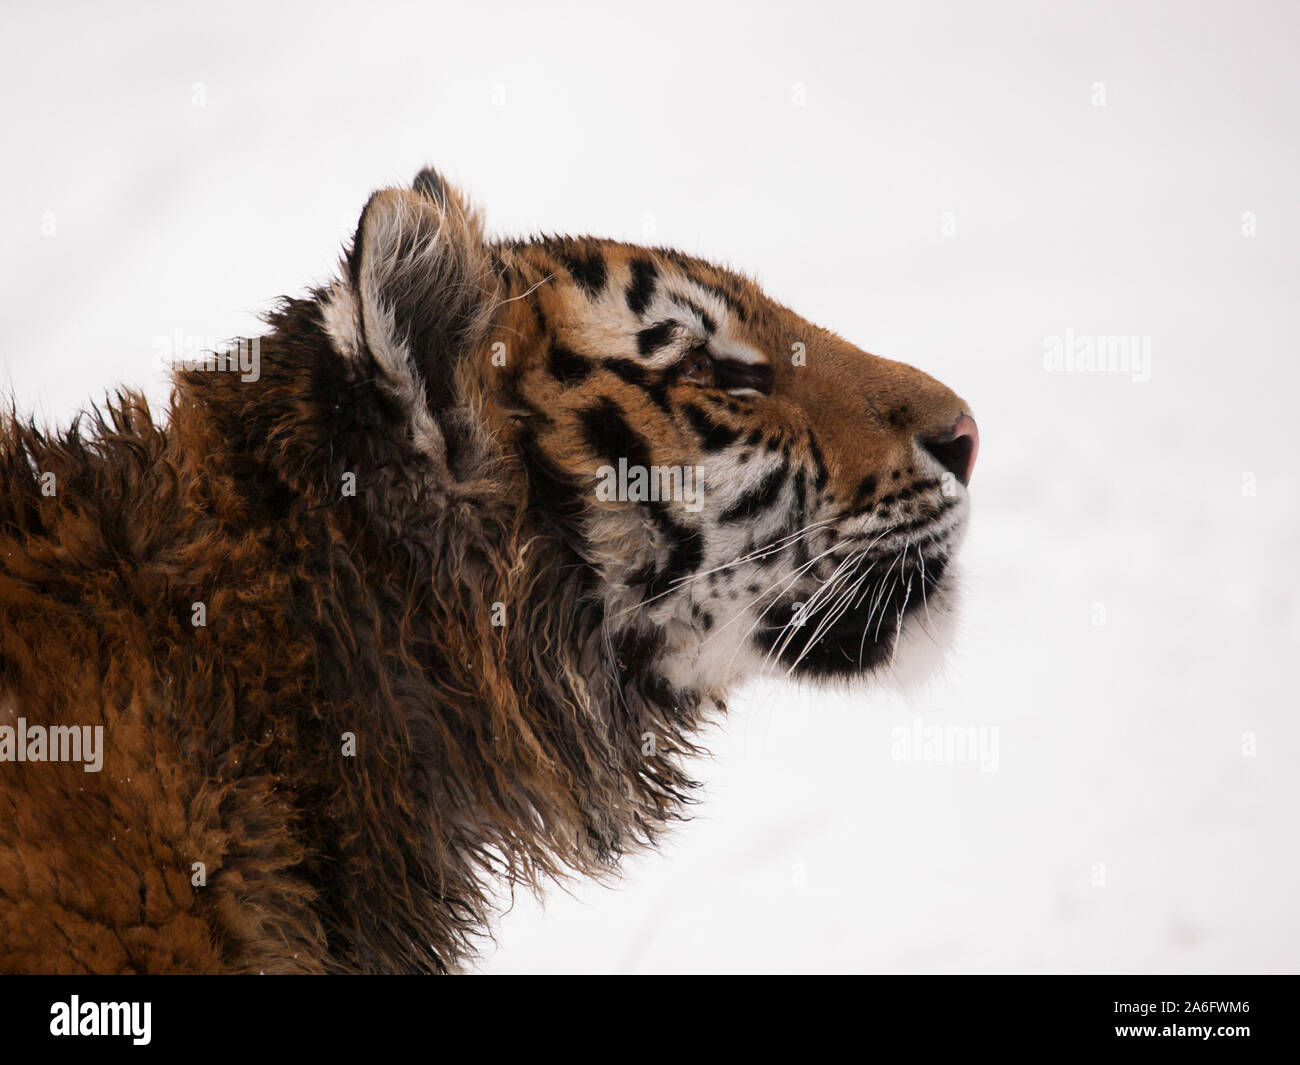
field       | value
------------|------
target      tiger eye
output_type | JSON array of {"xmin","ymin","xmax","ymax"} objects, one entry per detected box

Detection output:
[{"xmin": 678, "ymin": 348, "xmax": 717, "ymax": 386}]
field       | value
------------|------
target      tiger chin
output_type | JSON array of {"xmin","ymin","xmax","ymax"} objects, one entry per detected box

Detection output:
[{"xmin": 0, "ymin": 167, "xmax": 977, "ymax": 974}]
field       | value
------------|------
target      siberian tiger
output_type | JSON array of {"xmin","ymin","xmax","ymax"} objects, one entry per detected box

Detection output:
[{"xmin": 0, "ymin": 168, "xmax": 977, "ymax": 973}]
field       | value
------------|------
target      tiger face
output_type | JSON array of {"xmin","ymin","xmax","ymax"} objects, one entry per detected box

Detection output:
[{"xmin": 322, "ymin": 169, "xmax": 978, "ymax": 702}]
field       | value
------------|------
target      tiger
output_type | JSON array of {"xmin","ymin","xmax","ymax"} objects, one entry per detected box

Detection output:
[{"xmin": 0, "ymin": 168, "xmax": 977, "ymax": 973}]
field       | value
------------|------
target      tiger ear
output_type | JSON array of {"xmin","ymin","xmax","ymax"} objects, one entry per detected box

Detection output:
[{"xmin": 347, "ymin": 169, "xmax": 497, "ymax": 414}]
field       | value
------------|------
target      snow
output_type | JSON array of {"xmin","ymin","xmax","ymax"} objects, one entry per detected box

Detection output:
[{"xmin": 2, "ymin": 0, "xmax": 1297, "ymax": 973}]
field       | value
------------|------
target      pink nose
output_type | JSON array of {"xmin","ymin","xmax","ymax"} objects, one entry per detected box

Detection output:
[{"xmin": 921, "ymin": 414, "xmax": 979, "ymax": 486}]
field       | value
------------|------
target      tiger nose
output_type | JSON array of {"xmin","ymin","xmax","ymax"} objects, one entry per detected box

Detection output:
[{"xmin": 919, "ymin": 414, "xmax": 979, "ymax": 486}]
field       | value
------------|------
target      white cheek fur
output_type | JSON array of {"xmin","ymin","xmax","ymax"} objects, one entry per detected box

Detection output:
[{"xmin": 878, "ymin": 561, "xmax": 965, "ymax": 697}]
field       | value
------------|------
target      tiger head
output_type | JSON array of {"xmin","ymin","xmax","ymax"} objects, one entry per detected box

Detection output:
[
  {"xmin": 153, "ymin": 166, "xmax": 983, "ymax": 969},
  {"xmin": 315, "ymin": 168, "xmax": 977, "ymax": 714}
]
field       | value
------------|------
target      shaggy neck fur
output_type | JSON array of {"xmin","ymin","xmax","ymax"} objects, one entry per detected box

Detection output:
[{"xmin": 166, "ymin": 282, "xmax": 709, "ymax": 971}]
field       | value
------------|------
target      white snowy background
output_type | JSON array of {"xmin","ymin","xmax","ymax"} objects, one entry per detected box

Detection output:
[{"xmin": 2, "ymin": 0, "xmax": 1297, "ymax": 973}]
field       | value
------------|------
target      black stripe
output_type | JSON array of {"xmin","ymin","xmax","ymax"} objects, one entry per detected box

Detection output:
[
  {"xmin": 791, "ymin": 467, "xmax": 809, "ymax": 553},
  {"xmin": 580, "ymin": 396, "xmax": 652, "ymax": 471},
  {"xmin": 549, "ymin": 343, "xmax": 592, "ymax": 384},
  {"xmin": 807, "ymin": 432, "xmax": 829, "ymax": 491},
  {"xmin": 580, "ymin": 397, "xmax": 706, "ymax": 602},
  {"xmin": 604, "ymin": 358, "xmax": 670, "ymax": 412},
  {"xmin": 645, "ymin": 525, "xmax": 705, "ymax": 604},
  {"xmin": 720, "ymin": 466, "xmax": 787, "ymax": 523},
  {"xmin": 517, "ymin": 420, "xmax": 595, "ymax": 591},
  {"xmin": 699, "ymin": 280, "xmax": 748, "ymax": 324},
  {"xmin": 675, "ymin": 295, "xmax": 717, "ymax": 334},
  {"xmin": 626, "ymin": 259, "xmax": 658, "ymax": 316},
  {"xmin": 715, "ymin": 360, "xmax": 772, "ymax": 394},
  {"xmin": 682, "ymin": 403, "xmax": 742, "ymax": 451},
  {"xmin": 658, "ymin": 251, "xmax": 750, "ymax": 323},
  {"xmin": 636, "ymin": 320, "xmax": 677, "ymax": 357},
  {"xmin": 554, "ymin": 248, "xmax": 608, "ymax": 298}
]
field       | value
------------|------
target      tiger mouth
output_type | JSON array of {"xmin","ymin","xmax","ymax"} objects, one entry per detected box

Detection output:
[{"xmin": 752, "ymin": 535, "xmax": 955, "ymax": 679}]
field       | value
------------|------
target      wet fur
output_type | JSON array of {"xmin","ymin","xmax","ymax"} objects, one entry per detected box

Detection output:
[{"xmin": 0, "ymin": 170, "xmax": 972, "ymax": 973}]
